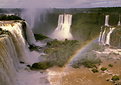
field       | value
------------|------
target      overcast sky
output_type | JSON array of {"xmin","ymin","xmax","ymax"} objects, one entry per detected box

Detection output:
[{"xmin": 0, "ymin": 0, "xmax": 121, "ymax": 8}]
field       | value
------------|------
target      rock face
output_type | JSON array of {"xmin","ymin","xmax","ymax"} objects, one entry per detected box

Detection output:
[
  {"xmin": 110, "ymin": 26, "xmax": 121, "ymax": 48},
  {"xmin": 99, "ymin": 15, "xmax": 121, "ymax": 48},
  {"xmin": 99, "ymin": 26, "xmax": 121, "ymax": 48},
  {"xmin": 99, "ymin": 26, "xmax": 115, "ymax": 46}
]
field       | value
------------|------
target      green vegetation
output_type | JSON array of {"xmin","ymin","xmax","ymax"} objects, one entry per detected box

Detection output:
[
  {"xmin": 71, "ymin": 13, "xmax": 102, "ymax": 41},
  {"xmin": 91, "ymin": 68, "xmax": 99, "ymax": 73},
  {"xmin": 72, "ymin": 52, "xmax": 101, "ymax": 68},
  {"xmin": 44, "ymin": 39, "xmax": 80, "ymax": 67},
  {"xmin": 72, "ymin": 63, "xmax": 80, "ymax": 68},
  {"xmin": 90, "ymin": 43, "xmax": 105, "ymax": 52},
  {"xmin": 0, "ymin": 15, "xmax": 22, "ymax": 20},
  {"xmin": 100, "ymin": 67, "xmax": 107, "ymax": 71},
  {"xmin": 31, "ymin": 61, "xmax": 52, "ymax": 70},
  {"xmin": 81, "ymin": 59, "xmax": 97, "ymax": 68},
  {"xmin": 115, "ymin": 82, "xmax": 121, "ymax": 85},
  {"xmin": 52, "ymin": 7, "xmax": 121, "ymax": 14},
  {"xmin": 34, "ymin": 7, "xmax": 121, "ymax": 42},
  {"xmin": 111, "ymin": 75, "xmax": 120, "ymax": 81},
  {"xmin": 34, "ymin": 34, "xmax": 48, "ymax": 41},
  {"xmin": 110, "ymin": 26, "xmax": 121, "ymax": 48},
  {"xmin": 29, "ymin": 45, "xmax": 41, "ymax": 51},
  {"xmin": 108, "ymin": 64, "xmax": 113, "ymax": 67},
  {"xmin": 35, "ymin": 13, "xmax": 102, "ymax": 41}
]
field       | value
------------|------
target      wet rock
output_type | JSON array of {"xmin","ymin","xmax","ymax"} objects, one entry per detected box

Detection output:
[{"xmin": 20, "ymin": 61, "xmax": 25, "ymax": 64}]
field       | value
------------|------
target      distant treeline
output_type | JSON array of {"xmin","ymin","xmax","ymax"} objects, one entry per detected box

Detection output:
[
  {"xmin": 0, "ymin": 7, "xmax": 121, "ymax": 14},
  {"xmin": 0, "ymin": 15, "xmax": 22, "ymax": 20},
  {"xmin": 51, "ymin": 7, "xmax": 121, "ymax": 14}
]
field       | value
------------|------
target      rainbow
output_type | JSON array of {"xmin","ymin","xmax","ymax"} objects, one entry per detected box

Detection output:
[
  {"xmin": 48, "ymin": 35, "xmax": 100, "ymax": 84},
  {"xmin": 64, "ymin": 35, "xmax": 100, "ymax": 67}
]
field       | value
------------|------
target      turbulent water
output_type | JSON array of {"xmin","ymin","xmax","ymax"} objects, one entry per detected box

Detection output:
[
  {"xmin": 50, "ymin": 14, "xmax": 73, "ymax": 40},
  {"xmin": 1, "ymin": 12, "xmax": 121, "ymax": 85},
  {"xmin": 25, "ymin": 22, "xmax": 36, "ymax": 45},
  {"xmin": 105, "ymin": 27, "xmax": 115, "ymax": 45},
  {"xmin": 98, "ymin": 15, "xmax": 121, "ymax": 48},
  {"xmin": 105, "ymin": 15, "xmax": 109, "ymax": 26},
  {"xmin": 99, "ymin": 15, "xmax": 114, "ymax": 45},
  {"xmin": 0, "ymin": 22, "xmax": 28, "ymax": 62},
  {"xmin": 0, "ymin": 35, "xmax": 19, "ymax": 85},
  {"xmin": 0, "ymin": 21, "xmax": 40, "ymax": 85}
]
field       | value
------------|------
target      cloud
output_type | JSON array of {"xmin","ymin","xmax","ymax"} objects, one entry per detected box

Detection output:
[
  {"xmin": 0, "ymin": 0, "xmax": 121, "ymax": 8},
  {"xmin": 90, "ymin": 0, "xmax": 121, "ymax": 7}
]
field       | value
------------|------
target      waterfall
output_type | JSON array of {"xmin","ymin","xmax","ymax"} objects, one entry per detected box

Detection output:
[
  {"xmin": 117, "ymin": 15, "xmax": 121, "ymax": 26},
  {"xmin": 101, "ymin": 27, "xmax": 107, "ymax": 45},
  {"xmin": 98, "ymin": 26, "xmax": 104, "ymax": 44},
  {"xmin": 99, "ymin": 15, "xmax": 113, "ymax": 45},
  {"xmin": 25, "ymin": 22, "xmax": 36, "ymax": 45},
  {"xmin": 0, "ymin": 21, "xmax": 38, "ymax": 85},
  {"xmin": 118, "ymin": 20, "xmax": 121, "ymax": 26},
  {"xmin": 0, "ymin": 21, "xmax": 37, "ymax": 61},
  {"xmin": 99, "ymin": 27, "xmax": 115, "ymax": 46},
  {"xmin": 99, "ymin": 26, "xmax": 107, "ymax": 45},
  {"xmin": 0, "ymin": 22, "xmax": 28, "ymax": 62},
  {"xmin": 105, "ymin": 15, "xmax": 109, "ymax": 26},
  {"xmin": 105, "ymin": 27, "xmax": 115, "ymax": 45},
  {"xmin": 0, "ymin": 21, "xmax": 44, "ymax": 85},
  {"xmin": 0, "ymin": 35, "xmax": 19, "ymax": 85},
  {"xmin": 50, "ymin": 14, "xmax": 73, "ymax": 40}
]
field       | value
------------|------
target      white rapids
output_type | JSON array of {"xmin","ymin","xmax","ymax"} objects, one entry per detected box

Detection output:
[
  {"xmin": 0, "ymin": 21, "xmax": 50, "ymax": 85},
  {"xmin": 50, "ymin": 14, "xmax": 73, "ymax": 40}
]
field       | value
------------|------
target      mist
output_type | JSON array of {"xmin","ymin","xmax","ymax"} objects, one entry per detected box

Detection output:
[{"xmin": 20, "ymin": 8, "xmax": 50, "ymax": 32}]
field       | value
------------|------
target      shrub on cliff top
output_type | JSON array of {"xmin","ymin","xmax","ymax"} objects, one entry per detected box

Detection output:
[
  {"xmin": 0, "ymin": 15, "xmax": 22, "ymax": 20},
  {"xmin": 31, "ymin": 61, "xmax": 52, "ymax": 70}
]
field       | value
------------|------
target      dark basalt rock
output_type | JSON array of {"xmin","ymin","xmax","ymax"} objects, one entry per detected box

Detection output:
[
  {"xmin": 20, "ymin": 61, "xmax": 25, "ymax": 64},
  {"xmin": 0, "ymin": 28, "xmax": 11, "ymax": 35}
]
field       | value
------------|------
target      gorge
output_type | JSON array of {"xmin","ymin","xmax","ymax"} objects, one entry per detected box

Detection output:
[{"xmin": 0, "ymin": 8, "xmax": 121, "ymax": 85}]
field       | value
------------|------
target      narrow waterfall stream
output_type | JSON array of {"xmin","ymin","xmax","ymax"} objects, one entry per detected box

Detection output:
[
  {"xmin": 105, "ymin": 27, "xmax": 115, "ymax": 45},
  {"xmin": 105, "ymin": 15, "xmax": 109, "ymax": 26}
]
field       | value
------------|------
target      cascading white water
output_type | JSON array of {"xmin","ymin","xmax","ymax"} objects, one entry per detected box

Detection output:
[
  {"xmin": 0, "ymin": 21, "xmax": 37, "ymax": 61},
  {"xmin": 99, "ymin": 15, "xmax": 112, "ymax": 45},
  {"xmin": 117, "ymin": 15, "xmax": 121, "ymax": 26},
  {"xmin": 105, "ymin": 15, "xmax": 109, "ymax": 26},
  {"xmin": 98, "ymin": 26, "xmax": 104, "ymax": 44},
  {"xmin": 25, "ymin": 21, "xmax": 46, "ymax": 46},
  {"xmin": 99, "ymin": 15, "xmax": 118, "ymax": 46},
  {"xmin": 101, "ymin": 27, "xmax": 107, "ymax": 45},
  {"xmin": 118, "ymin": 17, "xmax": 121, "ymax": 26},
  {"xmin": 0, "ymin": 22, "xmax": 27, "ymax": 62},
  {"xmin": 0, "ymin": 21, "xmax": 49, "ymax": 85},
  {"xmin": 25, "ymin": 22, "xmax": 36, "ymax": 45},
  {"xmin": 20, "ymin": 9, "xmax": 37, "ymax": 45},
  {"xmin": 105, "ymin": 27, "xmax": 115, "ymax": 45},
  {"xmin": 50, "ymin": 14, "xmax": 73, "ymax": 40},
  {"xmin": 98, "ymin": 26, "xmax": 107, "ymax": 45},
  {"xmin": 0, "ymin": 35, "xmax": 19, "ymax": 85},
  {"xmin": 118, "ymin": 20, "xmax": 121, "ymax": 26}
]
